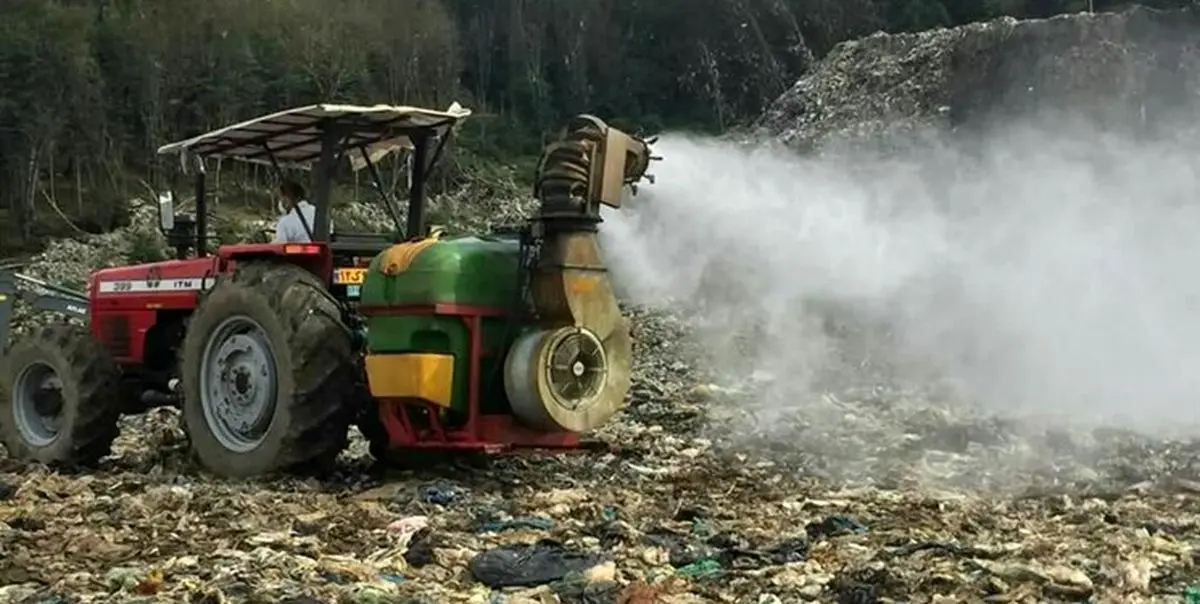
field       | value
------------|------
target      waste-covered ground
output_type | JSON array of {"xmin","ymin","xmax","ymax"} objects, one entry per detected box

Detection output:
[
  {"xmin": 2, "ymin": 306, "xmax": 1199, "ymax": 603},
  {"xmin": 6, "ymin": 6, "xmax": 1200, "ymax": 603}
]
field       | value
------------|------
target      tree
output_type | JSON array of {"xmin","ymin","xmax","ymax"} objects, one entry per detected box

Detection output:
[{"xmin": 0, "ymin": 0, "xmax": 1173, "ymax": 251}]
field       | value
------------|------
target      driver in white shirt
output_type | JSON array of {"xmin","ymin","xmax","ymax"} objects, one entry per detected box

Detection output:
[{"xmin": 273, "ymin": 180, "xmax": 318, "ymax": 243}]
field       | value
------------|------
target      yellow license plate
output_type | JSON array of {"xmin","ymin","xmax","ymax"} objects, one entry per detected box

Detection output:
[{"xmin": 334, "ymin": 267, "xmax": 366, "ymax": 285}]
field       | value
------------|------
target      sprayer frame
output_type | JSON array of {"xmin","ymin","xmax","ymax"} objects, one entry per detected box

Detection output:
[
  {"xmin": 358, "ymin": 114, "xmax": 656, "ymax": 455},
  {"xmin": 356, "ymin": 302, "xmax": 582, "ymax": 453}
]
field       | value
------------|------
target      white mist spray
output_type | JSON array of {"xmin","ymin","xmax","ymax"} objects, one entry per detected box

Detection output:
[{"xmin": 601, "ymin": 117, "xmax": 1200, "ymax": 442}]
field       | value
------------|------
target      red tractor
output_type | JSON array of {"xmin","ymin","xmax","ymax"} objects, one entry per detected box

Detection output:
[{"xmin": 0, "ymin": 103, "xmax": 657, "ymax": 478}]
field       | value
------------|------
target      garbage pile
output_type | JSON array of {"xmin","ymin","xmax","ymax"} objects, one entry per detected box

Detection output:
[
  {"xmin": 755, "ymin": 5, "xmax": 1200, "ymax": 152},
  {"xmin": 0, "ymin": 304, "xmax": 1198, "ymax": 603}
]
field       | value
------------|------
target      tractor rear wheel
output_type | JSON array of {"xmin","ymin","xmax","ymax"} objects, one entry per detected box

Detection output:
[
  {"xmin": 0, "ymin": 324, "xmax": 122, "ymax": 466},
  {"xmin": 180, "ymin": 263, "xmax": 357, "ymax": 478}
]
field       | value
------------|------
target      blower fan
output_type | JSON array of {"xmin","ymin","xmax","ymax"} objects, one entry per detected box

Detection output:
[
  {"xmin": 544, "ymin": 327, "xmax": 607, "ymax": 408},
  {"xmin": 504, "ymin": 325, "xmax": 625, "ymax": 432}
]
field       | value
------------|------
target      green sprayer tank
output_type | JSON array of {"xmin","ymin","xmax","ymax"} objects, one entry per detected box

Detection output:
[
  {"xmin": 359, "ymin": 115, "xmax": 652, "ymax": 442},
  {"xmin": 359, "ymin": 235, "xmax": 523, "ymax": 418}
]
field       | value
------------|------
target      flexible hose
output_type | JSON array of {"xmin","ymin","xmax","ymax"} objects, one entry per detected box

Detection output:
[
  {"xmin": 535, "ymin": 135, "xmax": 601, "ymax": 217},
  {"xmin": 533, "ymin": 116, "xmax": 652, "ymax": 226}
]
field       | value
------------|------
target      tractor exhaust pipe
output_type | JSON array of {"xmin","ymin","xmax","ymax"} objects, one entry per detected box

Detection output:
[{"xmin": 505, "ymin": 116, "xmax": 657, "ymax": 433}]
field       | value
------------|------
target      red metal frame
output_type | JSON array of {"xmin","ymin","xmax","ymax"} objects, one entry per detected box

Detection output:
[
  {"xmin": 89, "ymin": 245, "xmax": 576, "ymax": 453},
  {"xmin": 358, "ymin": 302, "xmax": 581, "ymax": 452},
  {"xmin": 89, "ymin": 243, "xmax": 334, "ymax": 365}
]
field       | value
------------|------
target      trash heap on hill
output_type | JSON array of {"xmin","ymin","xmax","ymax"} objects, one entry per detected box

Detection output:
[{"xmin": 755, "ymin": 5, "xmax": 1200, "ymax": 152}]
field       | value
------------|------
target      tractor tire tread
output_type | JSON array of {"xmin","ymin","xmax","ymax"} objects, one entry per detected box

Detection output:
[
  {"xmin": 0, "ymin": 323, "xmax": 122, "ymax": 466},
  {"xmin": 182, "ymin": 262, "xmax": 357, "ymax": 478}
]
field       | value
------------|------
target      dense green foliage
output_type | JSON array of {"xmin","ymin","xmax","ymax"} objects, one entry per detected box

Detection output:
[{"xmin": 0, "ymin": 0, "xmax": 1190, "ymax": 248}]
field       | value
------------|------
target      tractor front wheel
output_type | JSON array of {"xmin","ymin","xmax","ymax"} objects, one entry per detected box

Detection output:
[
  {"xmin": 0, "ymin": 324, "xmax": 122, "ymax": 466},
  {"xmin": 180, "ymin": 263, "xmax": 357, "ymax": 478}
]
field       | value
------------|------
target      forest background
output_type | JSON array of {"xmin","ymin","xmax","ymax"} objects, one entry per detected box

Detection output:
[{"xmin": 0, "ymin": 0, "xmax": 1191, "ymax": 253}]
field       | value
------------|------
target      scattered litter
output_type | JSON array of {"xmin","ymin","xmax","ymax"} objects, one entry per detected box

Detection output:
[
  {"xmin": 477, "ymin": 513, "xmax": 555, "ymax": 533},
  {"xmin": 386, "ymin": 515, "xmax": 430, "ymax": 536},
  {"xmin": 0, "ymin": 298, "xmax": 1197, "ymax": 604},
  {"xmin": 676, "ymin": 559, "xmax": 722, "ymax": 578},
  {"xmin": 468, "ymin": 541, "xmax": 605, "ymax": 588},
  {"xmin": 806, "ymin": 514, "xmax": 868, "ymax": 539},
  {"xmin": 403, "ymin": 528, "xmax": 437, "ymax": 568},
  {"xmin": 419, "ymin": 482, "xmax": 468, "ymax": 506}
]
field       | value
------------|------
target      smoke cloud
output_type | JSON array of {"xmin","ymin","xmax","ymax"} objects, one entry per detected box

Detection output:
[{"xmin": 601, "ymin": 115, "xmax": 1200, "ymax": 441}]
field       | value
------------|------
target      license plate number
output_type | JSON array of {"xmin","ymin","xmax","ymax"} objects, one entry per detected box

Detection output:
[{"xmin": 334, "ymin": 268, "xmax": 366, "ymax": 285}]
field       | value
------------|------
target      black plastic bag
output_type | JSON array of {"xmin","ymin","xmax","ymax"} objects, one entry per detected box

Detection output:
[{"xmin": 469, "ymin": 540, "xmax": 605, "ymax": 588}]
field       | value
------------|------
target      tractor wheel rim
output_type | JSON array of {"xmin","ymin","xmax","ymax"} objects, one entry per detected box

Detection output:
[
  {"xmin": 199, "ymin": 315, "xmax": 279, "ymax": 453},
  {"xmin": 12, "ymin": 362, "xmax": 64, "ymax": 447}
]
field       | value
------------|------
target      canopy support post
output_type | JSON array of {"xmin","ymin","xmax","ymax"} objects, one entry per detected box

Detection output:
[
  {"xmin": 358, "ymin": 146, "xmax": 403, "ymax": 241},
  {"xmin": 311, "ymin": 125, "xmax": 342, "ymax": 242},
  {"xmin": 193, "ymin": 162, "xmax": 207, "ymax": 258},
  {"xmin": 406, "ymin": 132, "xmax": 429, "ymax": 240}
]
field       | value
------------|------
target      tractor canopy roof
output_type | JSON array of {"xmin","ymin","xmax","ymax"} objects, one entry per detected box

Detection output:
[{"xmin": 156, "ymin": 102, "xmax": 472, "ymax": 171}]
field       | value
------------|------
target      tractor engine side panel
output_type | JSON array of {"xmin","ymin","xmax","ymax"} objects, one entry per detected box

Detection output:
[{"xmin": 89, "ymin": 257, "xmax": 219, "ymax": 364}]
